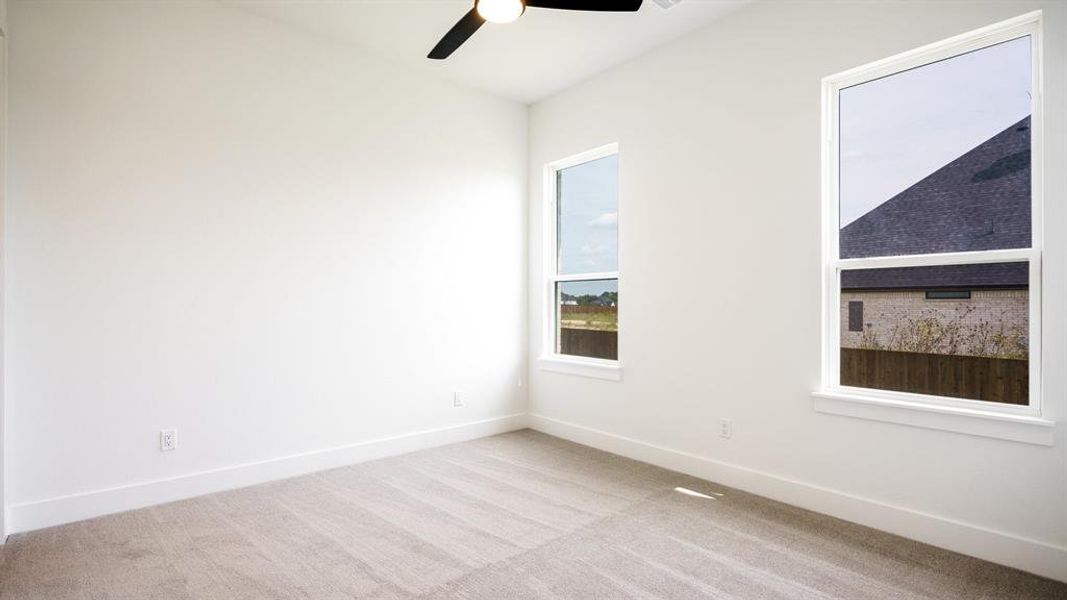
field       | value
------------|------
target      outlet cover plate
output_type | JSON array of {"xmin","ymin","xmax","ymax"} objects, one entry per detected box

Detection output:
[{"xmin": 160, "ymin": 429, "xmax": 177, "ymax": 452}]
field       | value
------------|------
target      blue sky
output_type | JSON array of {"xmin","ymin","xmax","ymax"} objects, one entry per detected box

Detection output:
[
  {"xmin": 840, "ymin": 36, "xmax": 1031, "ymax": 226},
  {"xmin": 558, "ymin": 154, "xmax": 619, "ymax": 278}
]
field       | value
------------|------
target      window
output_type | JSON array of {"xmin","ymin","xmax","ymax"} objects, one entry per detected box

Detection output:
[
  {"xmin": 541, "ymin": 144, "xmax": 620, "ymax": 379},
  {"xmin": 847, "ymin": 301, "xmax": 864, "ymax": 332},
  {"xmin": 818, "ymin": 12, "xmax": 1049, "ymax": 441}
]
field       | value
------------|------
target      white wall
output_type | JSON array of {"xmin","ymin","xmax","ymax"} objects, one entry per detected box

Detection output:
[
  {"xmin": 4, "ymin": 0, "xmax": 527, "ymax": 532},
  {"xmin": 528, "ymin": 0, "xmax": 1067, "ymax": 581}
]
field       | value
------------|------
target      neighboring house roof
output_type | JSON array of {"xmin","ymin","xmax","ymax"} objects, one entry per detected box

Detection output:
[
  {"xmin": 841, "ymin": 262, "xmax": 1028, "ymax": 291},
  {"xmin": 840, "ymin": 116, "xmax": 1031, "ymax": 291}
]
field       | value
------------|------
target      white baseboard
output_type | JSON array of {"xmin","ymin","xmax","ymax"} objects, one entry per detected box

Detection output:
[
  {"xmin": 7, "ymin": 414, "xmax": 528, "ymax": 537},
  {"xmin": 9, "ymin": 412, "xmax": 1065, "ymax": 583},
  {"xmin": 528, "ymin": 413, "xmax": 1067, "ymax": 583}
]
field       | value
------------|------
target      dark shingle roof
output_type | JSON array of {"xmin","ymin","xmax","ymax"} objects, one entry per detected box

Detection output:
[
  {"xmin": 841, "ymin": 262, "xmax": 1028, "ymax": 291},
  {"xmin": 841, "ymin": 116, "xmax": 1031, "ymax": 259},
  {"xmin": 840, "ymin": 116, "xmax": 1030, "ymax": 290}
]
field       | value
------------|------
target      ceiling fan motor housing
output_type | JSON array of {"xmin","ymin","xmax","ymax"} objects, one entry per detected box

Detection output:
[{"xmin": 477, "ymin": 0, "xmax": 527, "ymax": 25}]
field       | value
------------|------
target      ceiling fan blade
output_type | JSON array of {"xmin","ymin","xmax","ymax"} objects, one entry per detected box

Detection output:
[
  {"xmin": 428, "ymin": 8, "xmax": 486, "ymax": 60},
  {"xmin": 525, "ymin": 0, "xmax": 643, "ymax": 11}
]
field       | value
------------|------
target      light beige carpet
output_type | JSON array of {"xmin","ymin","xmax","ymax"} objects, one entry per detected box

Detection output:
[{"xmin": 0, "ymin": 429, "xmax": 1063, "ymax": 599}]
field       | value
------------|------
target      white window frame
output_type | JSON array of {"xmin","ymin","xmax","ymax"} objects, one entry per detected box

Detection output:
[
  {"xmin": 538, "ymin": 143, "xmax": 622, "ymax": 381},
  {"xmin": 813, "ymin": 12, "xmax": 1054, "ymax": 445}
]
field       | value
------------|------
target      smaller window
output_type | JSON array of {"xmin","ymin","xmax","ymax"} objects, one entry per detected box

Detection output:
[
  {"xmin": 848, "ymin": 301, "xmax": 864, "ymax": 332},
  {"xmin": 926, "ymin": 290, "xmax": 972, "ymax": 300},
  {"xmin": 545, "ymin": 145, "xmax": 620, "ymax": 365}
]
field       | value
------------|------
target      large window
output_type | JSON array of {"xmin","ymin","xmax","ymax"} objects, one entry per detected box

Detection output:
[
  {"xmin": 542, "ymin": 144, "xmax": 620, "ymax": 376},
  {"xmin": 820, "ymin": 14, "xmax": 1044, "ymax": 424}
]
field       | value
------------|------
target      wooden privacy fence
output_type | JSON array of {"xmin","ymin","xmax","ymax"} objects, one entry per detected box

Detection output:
[
  {"xmin": 560, "ymin": 328, "xmax": 618, "ymax": 360},
  {"xmin": 840, "ymin": 348, "xmax": 1028, "ymax": 405}
]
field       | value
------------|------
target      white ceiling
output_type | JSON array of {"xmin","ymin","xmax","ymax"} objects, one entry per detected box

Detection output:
[{"xmin": 226, "ymin": 0, "xmax": 750, "ymax": 104}]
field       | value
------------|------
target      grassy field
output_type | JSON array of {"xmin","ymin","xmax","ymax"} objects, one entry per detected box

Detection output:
[{"xmin": 561, "ymin": 311, "xmax": 618, "ymax": 332}]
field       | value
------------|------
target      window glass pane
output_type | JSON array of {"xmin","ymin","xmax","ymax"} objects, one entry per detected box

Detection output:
[
  {"xmin": 840, "ymin": 262, "xmax": 1028, "ymax": 404},
  {"xmin": 558, "ymin": 155, "xmax": 618, "ymax": 275},
  {"xmin": 557, "ymin": 279, "xmax": 618, "ymax": 360},
  {"xmin": 839, "ymin": 37, "xmax": 1032, "ymax": 259}
]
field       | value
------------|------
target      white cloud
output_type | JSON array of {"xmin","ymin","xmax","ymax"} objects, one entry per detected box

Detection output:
[
  {"xmin": 587, "ymin": 212, "xmax": 618, "ymax": 228},
  {"xmin": 581, "ymin": 243, "xmax": 605, "ymax": 255}
]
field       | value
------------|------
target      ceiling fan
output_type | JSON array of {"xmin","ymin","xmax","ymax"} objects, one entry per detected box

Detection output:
[{"xmin": 428, "ymin": 0, "xmax": 644, "ymax": 60}]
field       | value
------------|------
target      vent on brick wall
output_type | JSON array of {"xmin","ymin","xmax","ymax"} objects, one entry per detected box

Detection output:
[{"xmin": 651, "ymin": 0, "xmax": 684, "ymax": 10}]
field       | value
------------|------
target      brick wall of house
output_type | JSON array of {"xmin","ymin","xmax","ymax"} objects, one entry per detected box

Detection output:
[{"xmin": 839, "ymin": 289, "xmax": 1028, "ymax": 358}]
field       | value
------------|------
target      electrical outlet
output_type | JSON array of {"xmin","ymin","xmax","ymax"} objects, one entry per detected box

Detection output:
[
  {"xmin": 453, "ymin": 391, "xmax": 464, "ymax": 408},
  {"xmin": 160, "ymin": 429, "xmax": 177, "ymax": 452},
  {"xmin": 719, "ymin": 419, "xmax": 733, "ymax": 439}
]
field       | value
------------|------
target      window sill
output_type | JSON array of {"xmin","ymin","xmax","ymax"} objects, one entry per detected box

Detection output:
[
  {"xmin": 538, "ymin": 355, "xmax": 621, "ymax": 381},
  {"xmin": 812, "ymin": 390, "xmax": 1055, "ymax": 446}
]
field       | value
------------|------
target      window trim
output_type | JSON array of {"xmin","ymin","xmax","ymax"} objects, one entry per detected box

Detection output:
[
  {"xmin": 540, "ymin": 143, "xmax": 621, "ymax": 379},
  {"xmin": 815, "ymin": 12, "xmax": 1051, "ymax": 442}
]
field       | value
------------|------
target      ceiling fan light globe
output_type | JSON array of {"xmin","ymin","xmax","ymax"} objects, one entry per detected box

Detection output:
[{"xmin": 476, "ymin": 0, "xmax": 525, "ymax": 24}]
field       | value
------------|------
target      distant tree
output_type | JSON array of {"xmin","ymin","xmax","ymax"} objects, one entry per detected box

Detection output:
[{"xmin": 560, "ymin": 291, "xmax": 617, "ymax": 307}]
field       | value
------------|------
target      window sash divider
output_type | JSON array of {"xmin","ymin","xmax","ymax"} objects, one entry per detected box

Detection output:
[
  {"xmin": 833, "ymin": 248, "xmax": 1036, "ymax": 271},
  {"xmin": 552, "ymin": 272, "xmax": 620, "ymax": 283},
  {"xmin": 832, "ymin": 246, "xmax": 1032, "ymax": 270}
]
